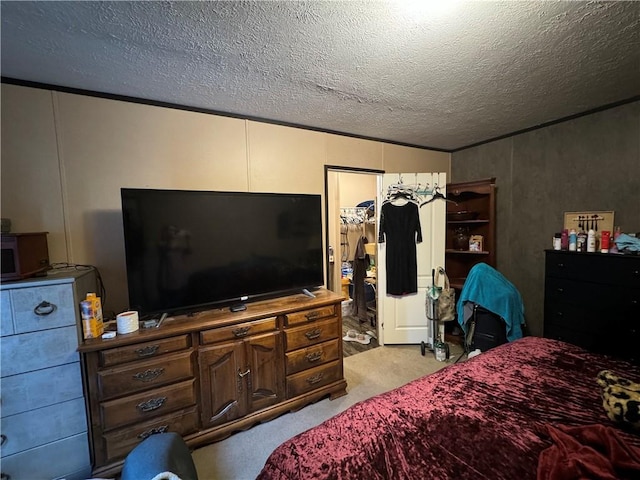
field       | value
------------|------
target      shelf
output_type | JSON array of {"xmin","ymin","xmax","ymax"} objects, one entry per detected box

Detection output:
[
  {"xmin": 445, "ymin": 250, "xmax": 490, "ymax": 255},
  {"xmin": 446, "ymin": 219, "xmax": 490, "ymax": 225}
]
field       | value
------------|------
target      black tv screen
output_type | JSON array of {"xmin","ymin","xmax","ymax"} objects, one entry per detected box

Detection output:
[{"xmin": 121, "ymin": 188, "xmax": 324, "ymax": 315}]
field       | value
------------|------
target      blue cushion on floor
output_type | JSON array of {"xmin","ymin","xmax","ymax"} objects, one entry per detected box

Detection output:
[{"xmin": 121, "ymin": 432, "xmax": 198, "ymax": 480}]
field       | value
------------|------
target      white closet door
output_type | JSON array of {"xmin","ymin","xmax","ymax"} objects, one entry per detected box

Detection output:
[{"xmin": 377, "ymin": 172, "xmax": 446, "ymax": 345}]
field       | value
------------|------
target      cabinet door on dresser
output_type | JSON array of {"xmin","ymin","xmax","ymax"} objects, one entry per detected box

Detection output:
[
  {"xmin": 0, "ymin": 270, "xmax": 96, "ymax": 480},
  {"xmin": 198, "ymin": 316, "xmax": 284, "ymax": 428},
  {"xmin": 544, "ymin": 251, "xmax": 640, "ymax": 363},
  {"xmin": 199, "ymin": 340, "xmax": 246, "ymax": 427}
]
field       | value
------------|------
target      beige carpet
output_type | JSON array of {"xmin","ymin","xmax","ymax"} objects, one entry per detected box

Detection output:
[{"xmin": 191, "ymin": 343, "xmax": 464, "ymax": 480}]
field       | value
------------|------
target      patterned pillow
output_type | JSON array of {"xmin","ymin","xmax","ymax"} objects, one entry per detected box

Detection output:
[{"xmin": 597, "ymin": 370, "xmax": 640, "ymax": 431}]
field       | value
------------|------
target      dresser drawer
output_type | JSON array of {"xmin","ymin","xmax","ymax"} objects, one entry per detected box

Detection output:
[
  {"xmin": 102, "ymin": 406, "xmax": 199, "ymax": 463},
  {"xmin": 285, "ymin": 305, "xmax": 337, "ymax": 327},
  {"xmin": 97, "ymin": 350, "xmax": 194, "ymax": 400},
  {"xmin": 0, "ymin": 432, "xmax": 90, "ymax": 480},
  {"xmin": 545, "ymin": 277, "xmax": 639, "ymax": 308},
  {"xmin": 0, "ymin": 363, "xmax": 84, "ymax": 417},
  {"xmin": 543, "ymin": 323, "xmax": 603, "ymax": 352},
  {"xmin": 1, "ymin": 326, "xmax": 78, "ymax": 377},
  {"xmin": 285, "ymin": 339, "xmax": 340, "ymax": 375},
  {"xmin": 544, "ymin": 302, "xmax": 602, "ymax": 334},
  {"xmin": 10, "ymin": 283, "xmax": 78, "ymax": 334},
  {"xmin": 200, "ymin": 316, "xmax": 278, "ymax": 344},
  {"xmin": 284, "ymin": 317, "xmax": 340, "ymax": 352},
  {"xmin": 546, "ymin": 251, "xmax": 640, "ymax": 287},
  {"xmin": 0, "ymin": 397, "xmax": 87, "ymax": 457},
  {"xmin": 100, "ymin": 379, "xmax": 196, "ymax": 431},
  {"xmin": 99, "ymin": 334, "xmax": 192, "ymax": 367},
  {"xmin": 287, "ymin": 360, "xmax": 342, "ymax": 398}
]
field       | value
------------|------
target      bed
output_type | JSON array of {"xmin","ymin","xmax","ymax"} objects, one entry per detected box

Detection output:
[{"xmin": 257, "ymin": 336, "xmax": 640, "ymax": 480}]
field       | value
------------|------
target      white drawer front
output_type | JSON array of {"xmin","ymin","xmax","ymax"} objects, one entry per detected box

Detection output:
[
  {"xmin": 1, "ymin": 290, "xmax": 15, "ymax": 336},
  {"xmin": 1, "ymin": 397, "xmax": 88, "ymax": 457},
  {"xmin": 11, "ymin": 283, "xmax": 77, "ymax": 334},
  {"xmin": 0, "ymin": 326, "xmax": 79, "ymax": 377},
  {"xmin": 0, "ymin": 363, "xmax": 84, "ymax": 417},
  {"xmin": 0, "ymin": 432, "xmax": 91, "ymax": 480}
]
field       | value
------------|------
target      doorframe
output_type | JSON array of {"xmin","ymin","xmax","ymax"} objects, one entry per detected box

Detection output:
[{"xmin": 323, "ymin": 165, "xmax": 385, "ymax": 289}]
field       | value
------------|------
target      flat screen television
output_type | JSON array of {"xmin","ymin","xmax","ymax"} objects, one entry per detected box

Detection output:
[{"xmin": 120, "ymin": 188, "xmax": 324, "ymax": 316}]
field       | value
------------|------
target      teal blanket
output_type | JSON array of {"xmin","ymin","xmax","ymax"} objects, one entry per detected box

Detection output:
[{"xmin": 456, "ymin": 263, "xmax": 525, "ymax": 342}]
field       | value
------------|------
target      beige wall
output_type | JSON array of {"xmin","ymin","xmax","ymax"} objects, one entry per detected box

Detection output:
[{"xmin": 1, "ymin": 84, "xmax": 450, "ymax": 315}]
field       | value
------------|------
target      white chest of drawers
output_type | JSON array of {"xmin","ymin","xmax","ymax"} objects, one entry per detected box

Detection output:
[{"xmin": 1, "ymin": 268, "xmax": 96, "ymax": 480}]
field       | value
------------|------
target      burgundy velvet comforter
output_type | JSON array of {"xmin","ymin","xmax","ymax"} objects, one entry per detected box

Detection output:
[{"xmin": 258, "ymin": 337, "xmax": 640, "ymax": 480}]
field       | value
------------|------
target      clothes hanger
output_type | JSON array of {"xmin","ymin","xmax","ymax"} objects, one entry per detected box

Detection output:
[{"xmin": 420, "ymin": 186, "xmax": 457, "ymax": 207}]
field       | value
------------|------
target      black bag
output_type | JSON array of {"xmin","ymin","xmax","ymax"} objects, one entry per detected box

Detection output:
[{"xmin": 468, "ymin": 304, "xmax": 507, "ymax": 352}]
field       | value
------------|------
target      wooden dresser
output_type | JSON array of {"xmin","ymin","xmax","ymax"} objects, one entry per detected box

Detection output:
[
  {"xmin": 543, "ymin": 250, "xmax": 640, "ymax": 363},
  {"xmin": 79, "ymin": 288, "xmax": 346, "ymax": 477},
  {"xmin": 0, "ymin": 268, "xmax": 97, "ymax": 480}
]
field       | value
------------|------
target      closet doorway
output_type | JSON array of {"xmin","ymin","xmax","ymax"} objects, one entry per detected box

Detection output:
[{"xmin": 325, "ymin": 166, "xmax": 382, "ymax": 357}]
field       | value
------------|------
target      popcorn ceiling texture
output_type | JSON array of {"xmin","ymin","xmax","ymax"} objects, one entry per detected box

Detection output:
[{"xmin": 1, "ymin": 1, "xmax": 638, "ymax": 150}]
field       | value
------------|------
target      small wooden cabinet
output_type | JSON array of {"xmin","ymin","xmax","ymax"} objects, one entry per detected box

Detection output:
[
  {"xmin": 79, "ymin": 288, "xmax": 346, "ymax": 477},
  {"xmin": 544, "ymin": 250, "xmax": 640, "ymax": 363},
  {"xmin": 199, "ymin": 317, "xmax": 283, "ymax": 428},
  {"xmin": 445, "ymin": 178, "xmax": 496, "ymax": 289},
  {"xmin": 0, "ymin": 268, "xmax": 97, "ymax": 480}
]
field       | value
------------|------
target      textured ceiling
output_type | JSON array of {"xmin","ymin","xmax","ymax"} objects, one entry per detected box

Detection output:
[{"xmin": 1, "ymin": 1, "xmax": 639, "ymax": 151}]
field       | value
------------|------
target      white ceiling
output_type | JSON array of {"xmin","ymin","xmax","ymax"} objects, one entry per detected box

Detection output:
[{"xmin": 1, "ymin": 1, "xmax": 638, "ymax": 151}]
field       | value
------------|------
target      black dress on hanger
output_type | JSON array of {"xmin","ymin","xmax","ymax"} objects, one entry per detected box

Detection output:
[{"xmin": 378, "ymin": 201, "xmax": 422, "ymax": 295}]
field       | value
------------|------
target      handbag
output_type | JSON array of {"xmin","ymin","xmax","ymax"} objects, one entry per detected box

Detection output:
[{"xmin": 435, "ymin": 267, "xmax": 456, "ymax": 322}]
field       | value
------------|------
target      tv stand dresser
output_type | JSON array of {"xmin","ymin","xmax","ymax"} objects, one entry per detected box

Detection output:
[{"xmin": 78, "ymin": 288, "xmax": 347, "ymax": 477}]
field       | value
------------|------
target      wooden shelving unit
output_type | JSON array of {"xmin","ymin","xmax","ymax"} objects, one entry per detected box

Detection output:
[{"xmin": 444, "ymin": 178, "xmax": 497, "ymax": 290}]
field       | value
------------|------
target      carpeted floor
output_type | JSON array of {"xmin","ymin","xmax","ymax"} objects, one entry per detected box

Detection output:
[{"xmin": 191, "ymin": 342, "xmax": 465, "ymax": 479}]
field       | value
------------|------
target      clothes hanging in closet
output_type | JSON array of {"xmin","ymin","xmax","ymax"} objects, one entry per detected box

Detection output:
[
  {"xmin": 351, "ymin": 235, "xmax": 370, "ymax": 321},
  {"xmin": 378, "ymin": 201, "xmax": 422, "ymax": 295}
]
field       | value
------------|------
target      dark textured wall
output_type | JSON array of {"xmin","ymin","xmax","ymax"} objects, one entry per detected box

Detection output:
[{"xmin": 451, "ymin": 101, "xmax": 640, "ymax": 337}]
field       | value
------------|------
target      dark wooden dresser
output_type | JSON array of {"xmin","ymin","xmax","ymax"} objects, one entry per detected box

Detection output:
[
  {"xmin": 544, "ymin": 250, "xmax": 640, "ymax": 363},
  {"xmin": 78, "ymin": 288, "xmax": 347, "ymax": 477}
]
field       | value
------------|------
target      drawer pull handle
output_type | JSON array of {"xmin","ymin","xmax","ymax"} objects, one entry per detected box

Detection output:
[
  {"xmin": 305, "ymin": 312, "xmax": 320, "ymax": 321},
  {"xmin": 557, "ymin": 263, "xmax": 565, "ymax": 268},
  {"xmin": 305, "ymin": 329, "xmax": 322, "ymax": 340},
  {"xmin": 0, "ymin": 434, "xmax": 6, "ymax": 446},
  {"xmin": 306, "ymin": 373, "xmax": 324, "ymax": 385},
  {"xmin": 238, "ymin": 367, "xmax": 251, "ymax": 378},
  {"xmin": 137, "ymin": 397, "xmax": 166, "ymax": 412},
  {"xmin": 305, "ymin": 352, "xmax": 323, "ymax": 363},
  {"xmin": 138, "ymin": 425, "xmax": 169, "ymax": 440},
  {"xmin": 556, "ymin": 288, "xmax": 564, "ymax": 293},
  {"xmin": 133, "ymin": 368, "xmax": 165, "ymax": 382},
  {"xmin": 556, "ymin": 312, "xmax": 563, "ymax": 317},
  {"xmin": 233, "ymin": 326, "xmax": 251, "ymax": 337},
  {"xmin": 135, "ymin": 345, "xmax": 160, "ymax": 357},
  {"xmin": 34, "ymin": 301, "xmax": 57, "ymax": 316}
]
